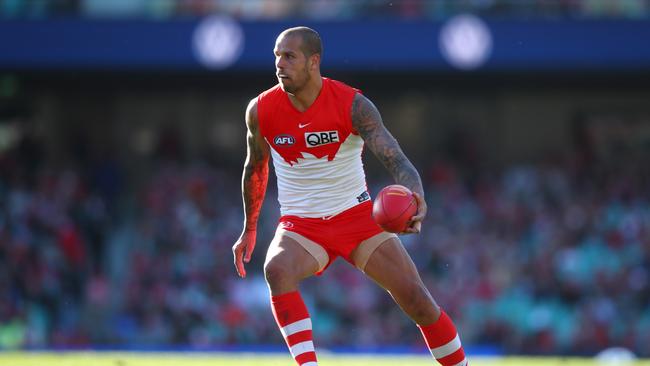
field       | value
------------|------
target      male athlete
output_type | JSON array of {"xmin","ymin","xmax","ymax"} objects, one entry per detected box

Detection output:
[{"xmin": 232, "ymin": 27, "xmax": 468, "ymax": 366}]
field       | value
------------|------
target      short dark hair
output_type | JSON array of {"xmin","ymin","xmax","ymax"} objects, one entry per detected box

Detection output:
[{"xmin": 280, "ymin": 26, "xmax": 322, "ymax": 58}]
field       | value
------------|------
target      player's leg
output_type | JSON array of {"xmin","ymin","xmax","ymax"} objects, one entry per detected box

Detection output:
[
  {"xmin": 264, "ymin": 229, "xmax": 323, "ymax": 295},
  {"xmin": 352, "ymin": 236, "xmax": 468, "ymax": 366},
  {"xmin": 265, "ymin": 229, "xmax": 328, "ymax": 366}
]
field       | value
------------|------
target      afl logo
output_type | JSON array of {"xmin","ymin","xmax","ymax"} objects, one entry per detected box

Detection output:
[{"xmin": 274, "ymin": 134, "xmax": 295, "ymax": 146}]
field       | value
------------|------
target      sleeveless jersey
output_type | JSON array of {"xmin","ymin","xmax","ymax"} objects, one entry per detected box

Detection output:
[{"xmin": 257, "ymin": 77, "xmax": 369, "ymax": 218}]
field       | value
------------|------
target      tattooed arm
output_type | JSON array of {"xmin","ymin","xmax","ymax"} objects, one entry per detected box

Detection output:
[
  {"xmin": 233, "ymin": 98, "xmax": 270, "ymax": 277},
  {"xmin": 351, "ymin": 93, "xmax": 426, "ymax": 233}
]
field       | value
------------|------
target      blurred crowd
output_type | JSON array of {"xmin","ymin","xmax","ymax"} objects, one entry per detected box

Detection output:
[
  {"xmin": 0, "ymin": 117, "xmax": 649, "ymax": 357},
  {"xmin": 0, "ymin": 0, "xmax": 648, "ymax": 20}
]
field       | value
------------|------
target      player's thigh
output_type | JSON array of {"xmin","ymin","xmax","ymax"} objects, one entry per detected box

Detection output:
[
  {"xmin": 359, "ymin": 237, "xmax": 428, "ymax": 294},
  {"xmin": 264, "ymin": 231, "xmax": 322, "ymax": 281}
]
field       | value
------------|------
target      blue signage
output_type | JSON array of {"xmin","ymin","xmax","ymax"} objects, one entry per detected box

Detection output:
[{"xmin": 0, "ymin": 17, "xmax": 648, "ymax": 71}]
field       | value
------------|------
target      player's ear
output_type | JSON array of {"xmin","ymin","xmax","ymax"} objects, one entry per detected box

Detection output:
[{"xmin": 310, "ymin": 54, "xmax": 321, "ymax": 71}]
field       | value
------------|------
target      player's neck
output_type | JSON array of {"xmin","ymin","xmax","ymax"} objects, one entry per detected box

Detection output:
[{"xmin": 287, "ymin": 76, "xmax": 322, "ymax": 113}]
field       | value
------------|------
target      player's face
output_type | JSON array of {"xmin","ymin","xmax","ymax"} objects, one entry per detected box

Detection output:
[{"xmin": 274, "ymin": 35, "xmax": 311, "ymax": 94}]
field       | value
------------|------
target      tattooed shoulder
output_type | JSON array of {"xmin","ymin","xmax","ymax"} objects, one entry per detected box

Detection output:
[
  {"xmin": 350, "ymin": 92, "xmax": 396, "ymax": 155},
  {"xmin": 351, "ymin": 93, "xmax": 383, "ymax": 136}
]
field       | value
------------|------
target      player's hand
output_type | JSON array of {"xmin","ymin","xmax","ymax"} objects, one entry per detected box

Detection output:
[
  {"xmin": 403, "ymin": 191, "xmax": 427, "ymax": 234},
  {"xmin": 232, "ymin": 230, "xmax": 257, "ymax": 278}
]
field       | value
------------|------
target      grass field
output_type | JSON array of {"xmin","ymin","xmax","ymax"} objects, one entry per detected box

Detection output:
[{"xmin": 1, "ymin": 352, "xmax": 649, "ymax": 366}]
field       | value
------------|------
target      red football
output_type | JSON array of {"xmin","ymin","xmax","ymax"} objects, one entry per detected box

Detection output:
[{"xmin": 372, "ymin": 185, "xmax": 418, "ymax": 233}]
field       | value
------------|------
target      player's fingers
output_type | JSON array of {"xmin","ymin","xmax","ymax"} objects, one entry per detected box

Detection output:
[
  {"xmin": 410, "ymin": 212, "xmax": 425, "ymax": 222},
  {"xmin": 411, "ymin": 192, "xmax": 427, "ymax": 220},
  {"xmin": 402, "ymin": 215, "xmax": 423, "ymax": 234},
  {"xmin": 404, "ymin": 220, "xmax": 421, "ymax": 233},
  {"xmin": 235, "ymin": 255, "xmax": 246, "ymax": 278},
  {"xmin": 413, "ymin": 220, "xmax": 422, "ymax": 233},
  {"xmin": 233, "ymin": 244, "xmax": 246, "ymax": 278},
  {"xmin": 237, "ymin": 261, "xmax": 246, "ymax": 278},
  {"xmin": 409, "ymin": 212, "xmax": 425, "ymax": 226},
  {"xmin": 401, "ymin": 227, "xmax": 418, "ymax": 234},
  {"xmin": 412, "ymin": 191, "xmax": 425, "ymax": 207},
  {"xmin": 244, "ymin": 242, "xmax": 255, "ymax": 263}
]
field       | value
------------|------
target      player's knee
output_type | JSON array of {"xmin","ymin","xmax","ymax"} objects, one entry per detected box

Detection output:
[{"xmin": 263, "ymin": 259, "xmax": 293, "ymax": 286}]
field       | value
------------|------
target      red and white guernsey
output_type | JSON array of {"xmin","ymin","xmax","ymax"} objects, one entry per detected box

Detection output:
[{"xmin": 257, "ymin": 77, "xmax": 369, "ymax": 218}]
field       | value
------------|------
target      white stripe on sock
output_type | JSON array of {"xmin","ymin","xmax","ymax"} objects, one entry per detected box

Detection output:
[
  {"xmin": 301, "ymin": 362, "xmax": 318, "ymax": 366},
  {"xmin": 280, "ymin": 318, "xmax": 312, "ymax": 338},
  {"xmin": 430, "ymin": 333, "xmax": 462, "ymax": 359},
  {"xmin": 452, "ymin": 359, "xmax": 468, "ymax": 366},
  {"xmin": 289, "ymin": 340, "xmax": 315, "ymax": 358}
]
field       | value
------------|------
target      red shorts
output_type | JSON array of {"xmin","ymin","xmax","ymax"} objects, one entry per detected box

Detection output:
[{"xmin": 275, "ymin": 201, "xmax": 395, "ymax": 274}]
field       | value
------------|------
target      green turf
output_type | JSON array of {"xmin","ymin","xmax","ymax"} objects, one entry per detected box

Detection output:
[{"xmin": 0, "ymin": 352, "xmax": 649, "ymax": 366}]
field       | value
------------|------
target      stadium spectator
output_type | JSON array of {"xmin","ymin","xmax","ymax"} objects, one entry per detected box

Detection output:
[
  {"xmin": 2, "ymin": 0, "xmax": 649, "ymax": 20},
  {"xmin": 1, "ymin": 109, "xmax": 649, "ymax": 356}
]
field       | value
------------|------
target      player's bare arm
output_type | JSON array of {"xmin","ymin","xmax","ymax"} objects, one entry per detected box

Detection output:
[
  {"xmin": 351, "ymin": 93, "xmax": 427, "ymax": 233},
  {"xmin": 233, "ymin": 98, "xmax": 270, "ymax": 277}
]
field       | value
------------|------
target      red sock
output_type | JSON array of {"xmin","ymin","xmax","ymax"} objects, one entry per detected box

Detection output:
[
  {"xmin": 418, "ymin": 310, "xmax": 468, "ymax": 366},
  {"xmin": 271, "ymin": 291, "xmax": 318, "ymax": 366}
]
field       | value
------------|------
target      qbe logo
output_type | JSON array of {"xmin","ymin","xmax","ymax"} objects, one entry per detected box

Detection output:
[
  {"xmin": 274, "ymin": 134, "xmax": 295, "ymax": 146},
  {"xmin": 305, "ymin": 131, "xmax": 339, "ymax": 148}
]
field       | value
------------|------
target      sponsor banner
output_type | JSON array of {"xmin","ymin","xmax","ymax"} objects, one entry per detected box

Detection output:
[{"xmin": 0, "ymin": 19, "xmax": 649, "ymax": 71}]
